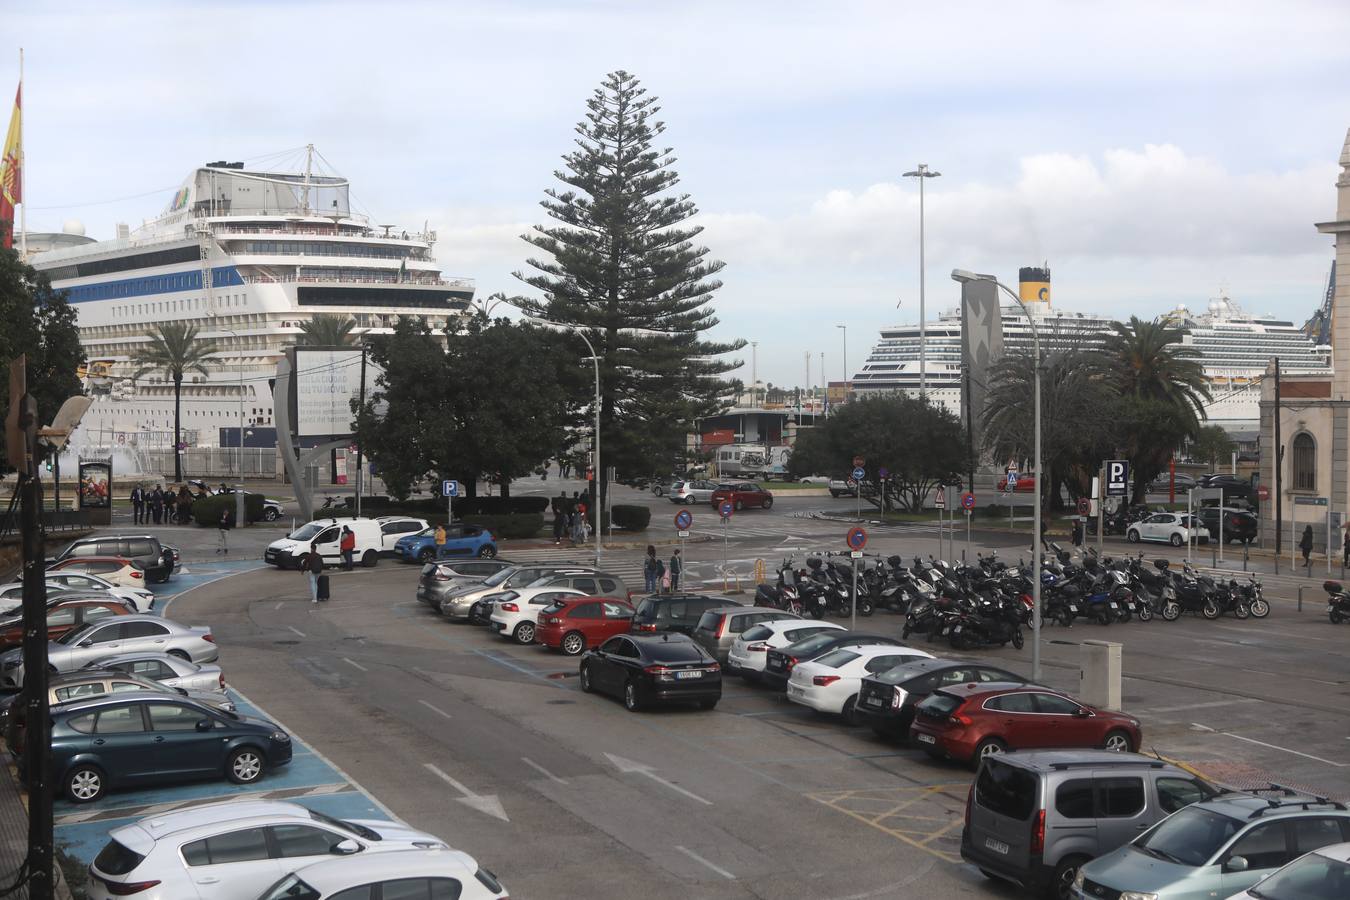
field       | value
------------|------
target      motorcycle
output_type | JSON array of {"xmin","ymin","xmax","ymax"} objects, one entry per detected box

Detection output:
[{"xmin": 1326, "ymin": 581, "xmax": 1350, "ymax": 624}]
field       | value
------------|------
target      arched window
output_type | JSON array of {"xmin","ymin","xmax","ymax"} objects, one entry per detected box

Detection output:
[{"xmin": 1292, "ymin": 432, "xmax": 1316, "ymax": 491}]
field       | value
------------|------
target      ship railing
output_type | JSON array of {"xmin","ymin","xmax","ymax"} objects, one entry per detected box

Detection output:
[
  {"xmin": 239, "ymin": 274, "xmax": 471, "ymax": 289},
  {"xmin": 211, "ymin": 224, "xmax": 433, "ymax": 242}
]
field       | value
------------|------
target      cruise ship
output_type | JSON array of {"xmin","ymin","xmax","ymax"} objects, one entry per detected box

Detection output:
[
  {"xmin": 26, "ymin": 147, "xmax": 475, "ymax": 449},
  {"xmin": 851, "ymin": 268, "xmax": 1329, "ymax": 428}
]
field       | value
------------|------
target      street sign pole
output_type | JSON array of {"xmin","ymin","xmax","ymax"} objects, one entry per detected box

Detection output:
[
  {"xmin": 845, "ymin": 526, "xmax": 867, "ymax": 629},
  {"xmin": 1097, "ymin": 465, "xmax": 1105, "ymax": 556},
  {"xmin": 966, "ymin": 508, "xmax": 971, "ymax": 562},
  {"xmin": 851, "ymin": 554, "xmax": 858, "ymax": 630}
]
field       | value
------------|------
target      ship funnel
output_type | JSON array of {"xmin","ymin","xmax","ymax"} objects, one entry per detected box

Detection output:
[{"xmin": 1019, "ymin": 266, "xmax": 1051, "ymax": 305}]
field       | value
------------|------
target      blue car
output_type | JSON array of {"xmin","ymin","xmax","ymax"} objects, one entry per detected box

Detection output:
[{"xmin": 395, "ymin": 524, "xmax": 498, "ymax": 563}]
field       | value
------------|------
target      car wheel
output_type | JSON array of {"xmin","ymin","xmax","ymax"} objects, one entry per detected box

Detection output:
[
  {"xmin": 840, "ymin": 694, "xmax": 860, "ymax": 725},
  {"xmin": 698, "ymin": 698, "xmax": 718, "ymax": 711},
  {"xmin": 830, "ymin": 491, "xmax": 841, "ymax": 498},
  {"xmin": 477, "ymin": 545, "xmax": 497, "ymax": 559},
  {"xmin": 418, "ymin": 547, "xmax": 435, "ymax": 564},
  {"xmin": 623, "ymin": 679, "xmax": 642, "ymax": 712},
  {"xmin": 1102, "ymin": 730, "xmax": 1133, "ymax": 753},
  {"xmin": 264, "ymin": 508, "xmax": 279, "ymax": 522},
  {"xmin": 762, "ymin": 497, "xmax": 773, "ymax": 509},
  {"xmin": 857, "ymin": 597, "xmax": 874, "ymax": 617},
  {"xmin": 579, "ymin": 663, "xmax": 594, "ymax": 693},
  {"xmin": 560, "ymin": 631, "xmax": 586, "ymax": 656},
  {"xmin": 66, "ymin": 764, "xmax": 106, "ymax": 803},
  {"xmin": 513, "ymin": 622, "xmax": 536, "ymax": 645},
  {"xmin": 226, "ymin": 747, "xmax": 265, "ymax": 784},
  {"xmin": 1052, "ymin": 856, "xmax": 1091, "ymax": 900},
  {"xmin": 1169, "ymin": 533, "xmax": 1185, "ymax": 547},
  {"xmin": 1332, "ymin": 609, "xmax": 1345, "ymax": 625},
  {"xmin": 1126, "ymin": 529, "xmax": 1140, "ymax": 543},
  {"xmin": 361, "ymin": 550, "xmax": 378, "ymax": 568},
  {"xmin": 972, "ymin": 737, "xmax": 1006, "ymax": 769},
  {"xmin": 167, "ymin": 649, "xmax": 190, "ymax": 662}
]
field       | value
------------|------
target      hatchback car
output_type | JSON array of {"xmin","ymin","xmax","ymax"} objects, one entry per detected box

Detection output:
[
  {"xmin": 87, "ymin": 799, "xmax": 450, "ymax": 900},
  {"xmin": 87, "ymin": 650, "xmax": 226, "ymax": 694},
  {"xmin": 668, "ymin": 479, "xmax": 720, "ymax": 505},
  {"xmin": 415, "ymin": 559, "xmax": 515, "ymax": 608},
  {"xmin": 762, "ymin": 631, "xmax": 906, "ymax": 690},
  {"xmin": 1126, "ymin": 513, "xmax": 1211, "ymax": 546},
  {"xmin": 961, "ymin": 751, "xmax": 1217, "ymax": 899},
  {"xmin": 854, "ymin": 658, "xmax": 1028, "ymax": 740},
  {"xmin": 535, "ymin": 597, "xmax": 636, "ymax": 655},
  {"xmin": 1148, "ymin": 472, "xmax": 1198, "ymax": 493},
  {"xmin": 258, "ymin": 849, "xmax": 508, "ymax": 900},
  {"xmin": 787, "ymin": 644, "xmax": 934, "ymax": 722},
  {"xmin": 0, "ymin": 615, "xmax": 217, "ymax": 689},
  {"xmin": 3, "ymin": 572, "xmax": 154, "ymax": 611},
  {"xmin": 710, "ymin": 482, "xmax": 774, "ymax": 511},
  {"xmin": 909, "ymin": 683, "xmax": 1142, "ymax": 768},
  {"xmin": 50, "ymin": 534, "xmax": 178, "ymax": 583},
  {"xmin": 438, "ymin": 564, "xmax": 590, "ymax": 620},
  {"xmin": 726, "ymin": 619, "xmax": 845, "ymax": 681},
  {"xmin": 45, "ymin": 557, "xmax": 147, "ymax": 589},
  {"xmin": 0, "ymin": 597, "xmax": 134, "ymax": 652},
  {"xmin": 395, "ymin": 524, "xmax": 498, "ymax": 563},
  {"xmin": 44, "ymin": 691, "xmax": 291, "ymax": 802},
  {"xmin": 630, "ymin": 593, "xmax": 745, "ymax": 636},
  {"xmin": 1228, "ymin": 840, "xmax": 1350, "ymax": 900},
  {"xmin": 1194, "ymin": 505, "xmax": 1258, "ymax": 544},
  {"xmin": 581, "ymin": 633, "xmax": 721, "ymax": 711},
  {"xmin": 466, "ymin": 569, "xmax": 625, "ymax": 625},
  {"xmin": 691, "ymin": 607, "xmax": 801, "ymax": 664},
  {"xmin": 1074, "ymin": 792, "xmax": 1350, "ymax": 900},
  {"xmin": 488, "ymin": 585, "xmax": 586, "ymax": 644}
]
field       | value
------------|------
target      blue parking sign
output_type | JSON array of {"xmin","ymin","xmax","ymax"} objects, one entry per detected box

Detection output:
[{"xmin": 442, "ymin": 480, "xmax": 459, "ymax": 498}]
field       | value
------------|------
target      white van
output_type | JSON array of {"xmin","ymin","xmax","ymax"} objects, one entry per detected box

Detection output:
[{"xmin": 263, "ymin": 516, "xmax": 428, "ymax": 569}]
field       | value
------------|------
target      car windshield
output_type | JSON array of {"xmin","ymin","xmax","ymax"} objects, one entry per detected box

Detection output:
[
  {"xmin": 307, "ymin": 808, "xmax": 380, "ymax": 841},
  {"xmin": 643, "ymin": 640, "xmax": 707, "ymax": 663},
  {"xmin": 56, "ymin": 623, "xmax": 96, "ymax": 645},
  {"xmin": 481, "ymin": 567, "xmax": 517, "ymax": 588},
  {"xmin": 1134, "ymin": 806, "xmax": 1241, "ymax": 867},
  {"xmin": 784, "ymin": 633, "xmax": 840, "ymax": 655},
  {"xmin": 874, "ymin": 661, "xmax": 937, "ymax": 686},
  {"xmin": 814, "ymin": 649, "xmax": 862, "ymax": 668},
  {"xmin": 1246, "ymin": 851, "xmax": 1350, "ymax": 900},
  {"xmin": 258, "ymin": 875, "xmax": 320, "ymax": 900},
  {"xmin": 288, "ymin": 523, "xmax": 324, "ymax": 541}
]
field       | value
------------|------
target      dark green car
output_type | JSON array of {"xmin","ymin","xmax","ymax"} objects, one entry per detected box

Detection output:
[{"xmin": 40, "ymin": 691, "xmax": 292, "ymax": 803}]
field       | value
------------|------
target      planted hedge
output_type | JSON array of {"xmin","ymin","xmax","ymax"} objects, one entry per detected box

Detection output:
[
  {"xmin": 192, "ymin": 493, "xmax": 265, "ymax": 526},
  {"xmin": 462, "ymin": 513, "xmax": 545, "ymax": 540},
  {"xmin": 610, "ymin": 504, "xmax": 651, "ymax": 532}
]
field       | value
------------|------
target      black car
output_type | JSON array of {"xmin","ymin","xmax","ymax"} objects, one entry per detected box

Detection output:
[
  {"xmin": 580, "ymin": 633, "xmax": 721, "ymax": 711},
  {"xmin": 1195, "ymin": 505, "xmax": 1258, "ymax": 544},
  {"xmin": 1196, "ymin": 473, "xmax": 1255, "ymax": 502},
  {"xmin": 50, "ymin": 535, "xmax": 178, "ymax": 584},
  {"xmin": 40, "ymin": 691, "xmax": 292, "ymax": 803},
  {"xmin": 630, "ymin": 593, "xmax": 745, "ymax": 636},
  {"xmin": 762, "ymin": 631, "xmax": 906, "ymax": 690},
  {"xmin": 854, "ymin": 658, "xmax": 1028, "ymax": 740}
]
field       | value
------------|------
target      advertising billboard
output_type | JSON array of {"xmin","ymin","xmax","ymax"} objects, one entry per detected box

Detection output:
[
  {"xmin": 291, "ymin": 348, "xmax": 375, "ymax": 439},
  {"xmin": 78, "ymin": 460, "xmax": 112, "ymax": 509}
]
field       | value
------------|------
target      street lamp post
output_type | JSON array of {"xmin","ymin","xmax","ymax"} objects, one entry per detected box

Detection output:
[
  {"xmin": 219, "ymin": 328, "xmax": 247, "ymax": 528},
  {"xmin": 836, "ymin": 325, "xmax": 847, "ymax": 403},
  {"xmin": 952, "ymin": 269, "xmax": 1041, "ymax": 682},
  {"xmin": 904, "ymin": 165, "xmax": 941, "ymax": 398}
]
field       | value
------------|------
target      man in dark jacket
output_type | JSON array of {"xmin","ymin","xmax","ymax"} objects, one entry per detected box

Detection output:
[
  {"xmin": 302, "ymin": 542, "xmax": 324, "ymax": 602},
  {"xmin": 130, "ymin": 485, "xmax": 146, "ymax": 525}
]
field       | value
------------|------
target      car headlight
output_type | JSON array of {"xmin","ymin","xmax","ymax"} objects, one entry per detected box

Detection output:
[
  {"xmin": 271, "ymin": 731, "xmax": 291, "ymax": 743},
  {"xmin": 1072, "ymin": 869, "xmax": 1085, "ymax": 890},
  {"xmin": 411, "ymin": 840, "xmax": 448, "ymax": 850},
  {"xmin": 1120, "ymin": 893, "xmax": 1157, "ymax": 900}
]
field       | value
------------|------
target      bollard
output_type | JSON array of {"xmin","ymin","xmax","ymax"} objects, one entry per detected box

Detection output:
[
  {"xmin": 1243, "ymin": 543, "xmax": 1249, "ymax": 572},
  {"xmin": 1298, "ymin": 585, "xmax": 1305, "ymax": 612}
]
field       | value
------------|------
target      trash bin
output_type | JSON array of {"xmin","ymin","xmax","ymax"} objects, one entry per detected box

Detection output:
[{"xmin": 1079, "ymin": 640, "xmax": 1122, "ymax": 711}]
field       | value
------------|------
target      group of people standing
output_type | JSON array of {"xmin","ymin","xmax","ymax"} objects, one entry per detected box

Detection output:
[
  {"xmin": 644, "ymin": 545, "xmax": 682, "ymax": 594},
  {"xmin": 130, "ymin": 484, "xmax": 198, "ymax": 526},
  {"xmin": 552, "ymin": 491, "xmax": 591, "ymax": 545}
]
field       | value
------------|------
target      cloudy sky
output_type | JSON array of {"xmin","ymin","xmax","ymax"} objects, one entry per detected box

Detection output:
[{"xmin": 8, "ymin": 0, "xmax": 1350, "ymax": 385}]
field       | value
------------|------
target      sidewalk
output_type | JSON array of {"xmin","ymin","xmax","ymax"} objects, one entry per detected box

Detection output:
[{"xmin": 0, "ymin": 761, "xmax": 73, "ymax": 899}]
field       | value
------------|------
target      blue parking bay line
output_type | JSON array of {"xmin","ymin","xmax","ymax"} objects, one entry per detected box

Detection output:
[{"xmin": 150, "ymin": 558, "xmax": 265, "ymax": 602}]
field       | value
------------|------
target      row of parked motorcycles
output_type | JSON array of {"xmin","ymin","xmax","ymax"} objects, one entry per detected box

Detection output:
[{"xmin": 752, "ymin": 542, "xmax": 1273, "ymax": 653}]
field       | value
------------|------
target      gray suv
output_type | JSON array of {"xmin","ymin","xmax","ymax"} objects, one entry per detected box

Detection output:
[
  {"xmin": 51, "ymin": 535, "xmax": 179, "ymax": 583},
  {"xmin": 691, "ymin": 607, "xmax": 801, "ymax": 664},
  {"xmin": 962, "ymin": 751, "xmax": 1217, "ymax": 899}
]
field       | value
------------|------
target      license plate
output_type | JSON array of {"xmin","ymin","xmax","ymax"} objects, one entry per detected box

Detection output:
[
  {"xmin": 953, "ymin": 625, "xmax": 962, "ymax": 633},
  {"xmin": 789, "ymin": 686, "xmax": 805, "ymax": 697},
  {"xmin": 1108, "ymin": 602, "xmax": 1118, "ymax": 609},
  {"xmin": 1069, "ymin": 605, "xmax": 1078, "ymax": 612},
  {"xmin": 676, "ymin": 670, "xmax": 702, "ymax": 679},
  {"xmin": 984, "ymin": 837, "xmax": 1010, "ymax": 855},
  {"xmin": 915, "ymin": 733, "xmax": 935, "ymax": 745},
  {"xmin": 865, "ymin": 695, "xmax": 883, "ymax": 707},
  {"xmin": 768, "ymin": 660, "xmax": 782, "ymax": 670}
]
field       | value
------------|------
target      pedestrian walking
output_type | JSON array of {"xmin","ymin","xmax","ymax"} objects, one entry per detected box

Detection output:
[
  {"xmin": 434, "ymin": 523, "xmax": 447, "ymax": 559},
  {"xmin": 574, "ymin": 500, "xmax": 588, "ymax": 543},
  {"xmin": 1343, "ymin": 523, "xmax": 1350, "ymax": 568},
  {"xmin": 552, "ymin": 507, "xmax": 566, "ymax": 544},
  {"xmin": 150, "ymin": 487, "xmax": 163, "ymax": 524},
  {"xmin": 303, "ymin": 542, "xmax": 323, "ymax": 602},
  {"xmin": 216, "ymin": 507, "xmax": 232, "ymax": 553},
  {"xmin": 340, "ymin": 525, "xmax": 356, "ymax": 570},
  {"xmin": 130, "ymin": 484, "xmax": 145, "ymax": 525},
  {"xmin": 669, "ymin": 549, "xmax": 682, "ymax": 592},
  {"xmin": 1071, "ymin": 517, "xmax": 1085, "ymax": 548},
  {"xmin": 643, "ymin": 545, "xmax": 664, "ymax": 594},
  {"xmin": 178, "ymin": 487, "xmax": 194, "ymax": 524},
  {"xmin": 1300, "ymin": 525, "xmax": 1314, "ymax": 569},
  {"xmin": 164, "ymin": 490, "xmax": 177, "ymax": 525}
]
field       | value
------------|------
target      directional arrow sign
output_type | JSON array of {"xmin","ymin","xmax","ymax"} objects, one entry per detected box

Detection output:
[
  {"xmin": 605, "ymin": 753, "xmax": 713, "ymax": 806},
  {"xmin": 423, "ymin": 763, "xmax": 509, "ymax": 821}
]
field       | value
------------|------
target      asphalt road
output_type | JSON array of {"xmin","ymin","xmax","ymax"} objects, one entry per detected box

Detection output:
[{"xmin": 119, "ymin": 488, "xmax": 1350, "ymax": 900}]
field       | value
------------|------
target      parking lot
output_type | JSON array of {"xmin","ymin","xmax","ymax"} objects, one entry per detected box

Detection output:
[{"xmin": 52, "ymin": 516, "xmax": 1338, "ymax": 900}]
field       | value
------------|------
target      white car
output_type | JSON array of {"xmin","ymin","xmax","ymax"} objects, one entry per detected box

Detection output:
[
  {"xmin": 787, "ymin": 643, "xmax": 934, "ymax": 722},
  {"xmin": 259, "ymin": 849, "xmax": 509, "ymax": 900},
  {"xmin": 86, "ymin": 650, "xmax": 226, "ymax": 694},
  {"xmin": 0, "ymin": 572, "xmax": 155, "ymax": 613},
  {"xmin": 727, "ymin": 619, "xmax": 846, "ymax": 680},
  {"xmin": 1126, "ymin": 512, "xmax": 1212, "ymax": 546},
  {"xmin": 46, "ymin": 558, "xmax": 147, "ymax": 588},
  {"xmin": 488, "ymin": 585, "xmax": 586, "ymax": 644},
  {"xmin": 87, "ymin": 799, "xmax": 451, "ymax": 900},
  {"xmin": 1227, "ymin": 840, "xmax": 1350, "ymax": 900}
]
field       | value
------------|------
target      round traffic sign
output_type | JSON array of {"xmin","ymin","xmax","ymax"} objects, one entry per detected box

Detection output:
[
  {"xmin": 878, "ymin": 467, "xmax": 889, "ymax": 480},
  {"xmin": 1256, "ymin": 485, "xmax": 1270, "ymax": 502},
  {"xmin": 853, "ymin": 456, "xmax": 865, "ymax": 468},
  {"xmin": 719, "ymin": 500, "xmax": 734, "ymax": 519},
  {"xmin": 1077, "ymin": 497, "xmax": 1090, "ymax": 516},
  {"xmin": 851, "ymin": 466, "xmax": 866, "ymax": 481},
  {"xmin": 846, "ymin": 526, "xmax": 868, "ymax": 551},
  {"xmin": 961, "ymin": 492, "xmax": 976, "ymax": 510},
  {"xmin": 674, "ymin": 509, "xmax": 693, "ymax": 530}
]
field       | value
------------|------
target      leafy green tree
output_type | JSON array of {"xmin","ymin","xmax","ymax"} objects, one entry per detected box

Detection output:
[
  {"xmin": 0, "ymin": 245, "xmax": 85, "ymax": 473},
  {"xmin": 513, "ymin": 70, "xmax": 744, "ymax": 511},
  {"xmin": 1189, "ymin": 424, "xmax": 1237, "ymax": 469},
  {"xmin": 297, "ymin": 314, "xmax": 357, "ymax": 347},
  {"xmin": 130, "ymin": 322, "xmax": 214, "ymax": 482}
]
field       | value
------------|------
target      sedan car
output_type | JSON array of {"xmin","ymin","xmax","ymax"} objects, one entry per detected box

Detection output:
[
  {"xmin": 909, "ymin": 683, "xmax": 1142, "ymax": 768},
  {"xmin": 581, "ymin": 633, "xmax": 721, "ymax": 711},
  {"xmin": 1228, "ymin": 840, "xmax": 1350, "ymax": 900},
  {"xmin": 1196, "ymin": 472, "xmax": 1255, "ymax": 501},
  {"xmin": 0, "ymin": 572, "xmax": 154, "ymax": 612},
  {"xmin": 787, "ymin": 644, "xmax": 934, "ymax": 722},
  {"xmin": 0, "ymin": 615, "xmax": 217, "ymax": 689},
  {"xmin": 762, "ymin": 631, "xmax": 907, "ymax": 690},
  {"xmin": 710, "ymin": 482, "xmax": 774, "ymax": 511},
  {"xmin": 257, "ymin": 850, "xmax": 508, "ymax": 900},
  {"xmin": 415, "ymin": 559, "xmax": 514, "ymax": 608},
  {"xmin": 45, "ymin": 556, "xmax": 146, "ymax": 588},
  {"xmin": 87, "ymin": 650, "xmax": 226, "ymax": 694},
  {"xmin": 87, "ymin": 799, "xmax": 450, "ymax": 900},
  {"xmin": 853, "ymin": 658, "xmax": 1029, "ymax": 740},
  {"xmin": 0, "ymin": 597, "xmax": 135, "ymax": 652},
  {"xmin": 535, "ymin": 597, "xmax": 636, "ymax": 655},
  {"xmin": 45, "ymin": 691, "xmax": 291, "ymax": 803},
  {"xmin": 727, "ymin": 619, "xmax": 845, "ymax": 681},
  {"xmin": 1148, "ymin": 472, "xmax": 1198, "ymax": 493},
  {"xmin": 1126, "ymin": 512, "xmax": 1211, "ymax": 546},
  {"xmin": 395, "ymin": 524, "xmax": 498, "ymax": 564},
  {"xmin": 488, "ymin": 585, "xmax": 587, "ymax": 644},
  {"xmin": 668, "ymin": 479, "xmax": 720, "ymax": 505}
]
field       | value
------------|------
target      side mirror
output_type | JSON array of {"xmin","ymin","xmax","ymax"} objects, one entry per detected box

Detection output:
[
  {"xmin": 195, "ymin": 719, "xmax": 213, "ymax": 732},
  {"xmin": 1074, "ymin": 708, "xmax": 1092, "ymax": 718},
  {"xmin": 331, "ymin": 839, "xmax": 360, "ymax": 856},
  {"xmin": 78, "ymin": 639, "xmax": 93, "ymax": 648},
  {"xmin": 1223, "ymin": 855, "xmax": 1249, "ymax": 873}
]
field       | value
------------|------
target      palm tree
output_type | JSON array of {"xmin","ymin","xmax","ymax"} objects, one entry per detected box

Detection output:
[
  {"xmin": 131, "ymin": 322, "xmax": 215, "ymax": 482},
  {"xmin": 297, "ymin": 314, "xmax": 358, "ymax": 347}
]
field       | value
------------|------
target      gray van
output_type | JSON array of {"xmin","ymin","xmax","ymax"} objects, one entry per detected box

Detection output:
[
  {"xmin": 961, "ymin": 750, "xmax": 1217, "ymax": 899},
  {"xmin": 691, "ymin": 607, "xmax": 801, "ymax": 663}
]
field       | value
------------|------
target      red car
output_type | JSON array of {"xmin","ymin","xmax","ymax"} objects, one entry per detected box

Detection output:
[
  {"xmin": 908, "ymin": 683, "xmax": 1141, "ymax": 769},
  {"xmin": 535, "ymin": 597, "xmax": 636, "ymax": 656},
  {"xmin": 996, "ymin": 474, "xmax": 1036, "ymax": 493},
  {"xmin": 0, "ymin": 598, "xmax": 134, "ymax": 652},
  {"xmin": 710, "ymin": 482, "xmax": 774, "ymax": 511}
]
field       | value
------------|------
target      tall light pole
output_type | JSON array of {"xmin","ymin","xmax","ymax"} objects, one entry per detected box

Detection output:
[
  {"xmin": 836, "ymin": 325, "xmax": 847, "ymax": 404},
  {"xmin": 952, "ymin": 268, "xmax": 1041, "ymax": 682},
  {"xmin": 750, "ymin": 341, "xmax": 758, "ymax": 408},
  {"xmin": 218, "ymin": 328, "xmax": 247, "ymax": 528},
  {"xmin": 904, "ymin": 165, "xmax": 941, "ymax": 398}
]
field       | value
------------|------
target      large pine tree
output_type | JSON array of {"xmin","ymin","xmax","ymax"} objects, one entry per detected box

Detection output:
[{"xmin": 515, "ymin": 70, "xmax": 744, "ymax": 504}]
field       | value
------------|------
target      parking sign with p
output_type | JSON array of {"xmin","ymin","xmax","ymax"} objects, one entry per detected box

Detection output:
[{"xmin": 1106, "ymin": 460, "xmax": 1129, "ymax": 497}]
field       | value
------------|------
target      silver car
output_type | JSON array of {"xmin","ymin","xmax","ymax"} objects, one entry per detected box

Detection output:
[
  {"xmin": 0, "ymin": 614, "xmax": 217, "ymax": 689},
  {"xmin": 416, "ymin": 559, "xmax": 516, "ymax": 608},
  {"xmin": 0, "ymin": 577, "xmax": 154, "ymax": 614},
  {"xmin": 668, "ymin": 479, "xmax": 719, "ymax": 505},
  {"xmin": 86, "ymin": 650, "xmax": 226, "ymax": 695},
  {"xmin": 439, "ymin": 565, "xmax": 592, "ymax": 620}
]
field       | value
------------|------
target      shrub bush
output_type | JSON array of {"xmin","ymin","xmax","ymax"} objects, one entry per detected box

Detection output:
[
  {"xmin": 462, "ymin": 513, "xmax": 544, "ymax": 540},
  {"xmin": 361, "ymin": 495, "xmax": 548, "ymax": 517},
  {"xmin": 610, "ymin": 504, "xmax": 651, "ymax": 532},
  {"xmin": 192, "ymin": 493, "xmax": 265, "ymax": 526}
]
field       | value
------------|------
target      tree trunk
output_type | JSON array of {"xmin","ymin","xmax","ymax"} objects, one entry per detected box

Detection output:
[{"xmin": 173, "ymin": 372, "xmax": 183, "ymax": 482}]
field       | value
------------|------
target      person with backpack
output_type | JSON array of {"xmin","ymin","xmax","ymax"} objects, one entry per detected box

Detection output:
[
  {"xmin": 643, "ymin": 545, "xmax": 664, "ymax": 594},
  {"xmin": 339, "ymin": 526, "xmax": 356, "ymax": 570},
  {"xmin": 302, "ymin": 542, "xmax": 324, "ymax": 602}
]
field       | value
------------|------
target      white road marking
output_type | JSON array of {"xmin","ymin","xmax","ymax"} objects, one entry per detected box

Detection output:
[
  {"xmin": 1193, "ymin": 723, "xmax": 1349, "ymax": 767},
  {"xmin": 422, "ymin": 763, "xmax": 509, "ymax": 821},
  {"xmin": 341, "ymin": 657, "xmax": 368, "ymax": 672},
  {"xmin": 287, "ymin": 626, "xmax": 305, "ymax": 638},
  {"xmin": 417, "ymin": 699, "xmax": 453, "ymax": 720},
  {"xmin": 520, "ymin": 757, "xmax": 567, "ymax": 784},
  {"xmin": 1139, "ymin": 698, "xmax": 1261, "ymax": 714},
  {"xmin": 605, "ymin": 753, "xmax": 713, "ymax": 806},
  {"xmin": 675, "ymin": 845, "xmax": 736, "ymax": 880},
  {"xmin": 274, "ymin": 602, "xmax": 283, "ymax": 610}
]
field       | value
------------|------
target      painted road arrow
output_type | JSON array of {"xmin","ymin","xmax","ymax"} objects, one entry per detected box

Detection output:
[
  {"xmin": 604, "ymin": 753, "xmax": 713, "ymax": 806},
  {"xmin": 423, "ymin": 763, "xmax": 510, "ymax": 821}
]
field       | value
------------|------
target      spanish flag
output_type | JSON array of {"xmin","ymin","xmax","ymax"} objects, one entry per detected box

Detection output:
[{"xmin": 0, "ymin": 83, "xmax": 20, "ymax": 250}]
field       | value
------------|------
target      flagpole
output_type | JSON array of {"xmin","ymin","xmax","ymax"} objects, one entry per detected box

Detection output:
[{"xmin": 17, "ymin": 47, "xmax": 25, "ymax": 260}]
